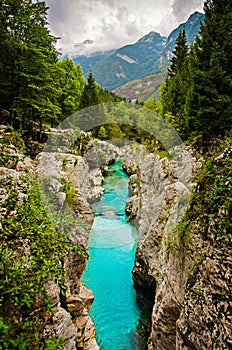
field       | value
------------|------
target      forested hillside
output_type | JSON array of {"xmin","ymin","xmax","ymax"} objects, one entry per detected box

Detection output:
[
  {"xmin": 156, "ymin": 0, "xmax": 232, "ymax": 146},
  {"xmin": 0, "ymin": 0, "xmax": 122, "ymax": 145}
]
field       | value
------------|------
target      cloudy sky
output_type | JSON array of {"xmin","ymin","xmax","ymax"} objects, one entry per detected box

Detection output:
[{"xmin": 45, "ymin": 0, "xmax": 204, "ymax": 55}]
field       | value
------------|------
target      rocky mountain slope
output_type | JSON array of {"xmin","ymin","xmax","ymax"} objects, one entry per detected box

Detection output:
[
  {"xmin": 72, "ymin": 11, "xmax": 204, "ymax": 93},
  {"xmin": 113, "ymin": 73, "xmax": 166, "ymax": 102},
  {"xmin": 92, "ymin": 31, "xmax": 166, "ymax": 91},
  {"xmin": 161, "ymin": 11, "xmax": 205, "ymax": 63},
  {"xmin": 71, "ymin": 50, "xmax": 116, "ymax": 78},
  {"xmin": 112, "ymin": 11, "xmax": 205, "ymax": 101}
]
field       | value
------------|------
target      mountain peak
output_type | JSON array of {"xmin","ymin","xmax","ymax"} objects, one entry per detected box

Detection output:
[
  {"xmin": 72, "ymin": 11, "xmax": 204, "ymax": 92},
  {"xmin": 187, "ymin": 11, "xmax": 204, "ymax": 24},
  {"xmin": 138, "ymin": 31, "xmax": 165, "ymax": 43},
  {"xmin": 162, "ymin": 10, "xmax": 205, "ymax": 60}
]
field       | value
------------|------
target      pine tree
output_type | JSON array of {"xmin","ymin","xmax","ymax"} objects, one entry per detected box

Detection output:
[
  {"xmin": 0, "ymin": 0, "xmax": 60, "ymax": 136},
  {"xmin": 186, "ymin": 0, "xmax": 232, "ymax": 140},
  {"xmin": 80, "ymin": 70, "xmax": 99, "ymax": 108},
  {"xmin": 161, "ymin": 29, "xmax": 190, "ymax": 136},
  {"xmin": 167, "ymin": 28, "xmax": 188, "ymax": 78}
]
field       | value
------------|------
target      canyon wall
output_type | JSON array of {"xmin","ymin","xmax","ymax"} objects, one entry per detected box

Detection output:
[
  {"xmin": 0, "ymin": 129, "xmax": 118, "ymax": 350},
  {"xmin": 123, "ymin": 144, "xmax": 232, "ymax": 350},
  {"xmin": 37, "ymin": 151, "xmax": 99, "ymax": 350},
  {"xmin": 36, "ymin": 138, "xmax": 120, "ymax": 349}
]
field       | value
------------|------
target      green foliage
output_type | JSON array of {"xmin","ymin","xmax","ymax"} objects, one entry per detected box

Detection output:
[
  {"xmin": 164, "ymin": 219, "xmax": 192, "ymax": 262},
  {"xmin": 161, "ymin": 29, "xmax": 190, "ymax": 138},
  {"xmin": 182, "ymin": 140, "xmax": 231, "ymax": 243},
  {"xmin": 164, "ymin": 139, "xmax": 231, "ymax": 265},
  {"xmin": 98, "ymin": 125, "xmax": 108, "ymax": 140},
  {"xmin": 62, "ymin": 181, "xmax": 79, "ymax": 209},
  {"xmin": 0, "ymin": 126, "xmax": 25, "ymax": 151},
  {"xmin": 0, "ymin": 2, "xmax": 99, "ymax": 142},
  {"xmin": 159, "ymin": 1, "xmax": 232, "ymax": 147},
  {"xmin": 167, "ymin": 29, "xmax": 188, "ymax": 78},
  {"xmin": 186, "ymin": 0, "xmax": 232, "ymax": 141},
  {"xmin": 97, "ymin": 87, "xmax": 123, "ymax": 104},
  {"xmin": 192, "ymin": 153, "xmax": 232, "ymax": 241},
  {"xmin": 56, "ymin": 59, "xmax": 85, "ymax": 120},
  {"xmin": 0, "ymin": 0, "xmax": 60, "ymax": 132},
  {"xmin": 144, "ymin": 96, "xmax": 163, "ymax": 115},
  {"xmin": 0, "ymin": 177, "xmax": 83, "ymax": 348},
  {"xmin": 80, "ymin": 71, "xmax": 99, "ymax": 108},
  {"xmin": 0, "ymin": 1, "xmax": 123, "ymax": 146},
  {"xmin": 0, "ymin": 127, "xmax": 26, "ymax": 168},
  {"xmin": 76, "ymin": 101, "xmax": 179, "ymax": 155},
  {"xmin": 80, "ymin": 71, "xmax": 123, "ymax": 109}
]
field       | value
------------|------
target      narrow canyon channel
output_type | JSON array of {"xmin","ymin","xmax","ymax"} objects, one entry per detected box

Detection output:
[{"xmin": 81, "ymin": 159, "xmax": 143, "ymax": 349}]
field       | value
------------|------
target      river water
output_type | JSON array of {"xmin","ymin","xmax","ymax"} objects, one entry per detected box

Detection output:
[{"xmin": 81, "ymin": 159, "xmax": 142, "ymax": 349}]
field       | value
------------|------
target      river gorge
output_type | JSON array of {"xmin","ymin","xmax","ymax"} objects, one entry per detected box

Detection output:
[
  {"xmin": 82, "ymin": 159, "xmax": 142, "ymax": 349},
  {"xmin": 2, "ymin": 132, "xmax": 231, "ymax": 350}
]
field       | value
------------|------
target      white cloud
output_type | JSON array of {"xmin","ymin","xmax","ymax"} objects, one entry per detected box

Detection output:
[{"xmin": 45, "ymin": 0, "xmax": 204, "ymax": 55}]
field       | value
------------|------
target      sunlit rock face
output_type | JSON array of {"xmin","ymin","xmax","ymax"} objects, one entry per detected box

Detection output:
[{"xmin": 123, "ymin": 144, "xmax": 231, "ymax": 350}]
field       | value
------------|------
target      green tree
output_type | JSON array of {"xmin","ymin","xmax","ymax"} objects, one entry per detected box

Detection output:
[
  {"xmin": 186, "ymin": 0, "xmax": 232, "ymax": 141},
  {"xmin": 167, "ymin": 28, "xmax": 188, "ymax": 78},
  {"xmin": 161, "ymin": 29, "xmax": 190, "ymax": 136},
  {"xmin": 97, "ymin": 87, "xmax": 122, "ymax": 104},
  {"xmin": 80, "ymin": 70, "xmax": 99, "ymax": 108},
  {"xmin": 56, "ymin": 58, "xmax": 85, "ymax": 120},
  {"xmin": 144, "ymin": 96, "xmax": 162, "ymax": 114},
  {"xmin": 0, "ymin": 0, "xmax": 60, "ymax": 136}
]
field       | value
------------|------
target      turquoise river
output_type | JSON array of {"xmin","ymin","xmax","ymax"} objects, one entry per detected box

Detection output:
[{"xmin": 81, "ymin": 159, "xmax": 142, "ymax": 349}]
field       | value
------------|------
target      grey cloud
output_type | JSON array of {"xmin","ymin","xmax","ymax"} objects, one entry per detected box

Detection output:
[
  {"xmin": 98, "ymin": 0, "xmax": 119, "ymax": 7},
  {"xmin": 172, "ymin": 0, "xmax": 203, "ymax": 21},
  {"xmin": 101, "ymin": 17, "xmax": 114, "ymax": 33},
  {"xmin": 46, "ymin": 0, "xmax": 87, "ymax": 34},
  {"xmin": 74, "ymin": 39, "xmax": 94, "ymax": 49},
  {"xmin": 45, "ymin": 0, "xmax": 204, "ymax": 54},
  {"xmin": 83, "ymin": 39, "xmax": 94, "ymax": 45},
  {"xmin": 116, "ymin": 6, "xmax": 129, "ymax": 22}
]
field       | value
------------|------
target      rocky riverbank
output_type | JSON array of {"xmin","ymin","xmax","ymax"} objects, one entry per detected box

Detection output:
[
  {"xmin": 37, "ymin": 138, "xmax": 231, "ymax": 350},
  {"xmin": 0, "ymin": 128, "xmax": 119, "ymax": 349},
  {"xmin": 0, "ymin": 129, "xmax": 101, "ymax": 349},
  {"xmin": 123, "ymin": 143, "xmax": 232, "ymax": 350},
  {"xmin": 37, "ymin": 151, "xmax": 99, "ymax": 350},
  {"xmin": 36, "ymin": 138, "xmax": 122, "ymax": 349}
]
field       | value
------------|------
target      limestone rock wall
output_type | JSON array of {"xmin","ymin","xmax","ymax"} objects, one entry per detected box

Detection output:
[
  {"xmin": 36, "ymin": 139, "xmax": 120, "ymax": 349},
  {"xmin": 37, "ymin": 151, "xmax": 100, "ymax": 350},
  {"xmin": 0, "ymin": 129, "xmax": 101, "ymax": 349},
  {"xmin": 123, "ymin": 145, "xmax": 231, "ymax": 349}
]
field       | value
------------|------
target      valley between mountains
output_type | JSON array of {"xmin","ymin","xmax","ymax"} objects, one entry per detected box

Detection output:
[{"xmin": 71, "ymin": 12, "xmax": 205, "ymax": 99}]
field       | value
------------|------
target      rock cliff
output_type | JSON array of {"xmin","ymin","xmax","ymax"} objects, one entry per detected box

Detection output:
[
  {"xmin": 37, "ymin": 151, "xmax": 99, "ymax": 349},
  {"xmin": 123, "ymin": 144, "xmax": 232, "ymax": 349},
  {"xmin": 0, "ymin": 127, "xmax": 104, "ymax": 349},
  {"xmin": 36, "ymin": 138, "xmax": 120, "ymax": 349}
]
